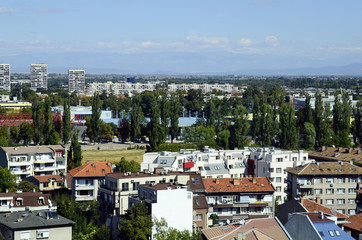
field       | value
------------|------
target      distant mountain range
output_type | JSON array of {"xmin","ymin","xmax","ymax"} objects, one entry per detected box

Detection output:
[{"xmin": 1, "ymin": 51, "xmax": 362, "ymax": 76}]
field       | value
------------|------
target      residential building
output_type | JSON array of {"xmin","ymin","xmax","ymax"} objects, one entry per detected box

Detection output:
[
  {"xmin": 286, "ymin": 162, "xmax": 362, "ymax": 215},
  {"xmin": 284, "ymin": 212, "xmax": 354, "ymax": 240},
  {"xmin": 308, "ymin": 146, "xmax": 362, "ymax": 167},
  {"xmin": 0, "ymin": 64, "xmax": 10, "ymax": 92},
  {"xmin": 0, "ymin": 99, "xmax": 32, "ymax": 112},
  {"xmin": 201, "ymin": 217, "xmax": 292, "ymax": 240},
  {"xmin": 193, "ymin": 196, "xmax": 209, "ymax": 231},
  {"xmin": 25, "ymin": 174, "xmax": 72, "ymax": 192},
  {"xmin": 0, "ymin": 210, "xmax": 73, "ymax": 240},
  {"xmin": 0, "ymin": 192, "xmax": 56, "ymax": 212},
  {"xmin": 130, "ymin": 183, "xmax": 193, "ymax": 236},
  {"xmin": 356, "ymin": 189, "xmax": 362, "ymax": 213},
  {"xmin": 0, "ymin": 146, "xmax": 67, "ymax": 183},
  {"xmin": 202, "ymin": 177, "xmax": 275, "ymax": 225},
  {"xmin": 69, "ymin": 161, "xmax": 113, "ymax": 202},
  {"xmin": 167, "ymin": 83, "xmax": 236, "ymax": 94},
  {"xmin": 142, "ymin": 147, "xmax": 310, "ymax": 204},
  {"xmin": 30, "ymin": 64, "xmax": 47, "ymax": 90},
  {"xmin": 344, "ymin": 213, "xmax": 362, "ymax": 239},
  {"xmin": 68, "ymin": 69, "xmax": 85, "ymax": 93},
  {"xmin": 277, "ymin": 198, "xmax": 349, "ymax": 229}
]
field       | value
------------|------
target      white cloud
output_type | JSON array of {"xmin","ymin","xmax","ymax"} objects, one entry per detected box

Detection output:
[
  {"xmin": 0, "ymin": 7, "xmax": 13, "ymax": 14},
  {"xmin": 186, "ymin": 36, "xmax": 229, "ymax": 45},
  {"xmin": 237, "ymin": 38, "xmax": 253, "ymax": 47},
  {"xmin": 265, "ymin": 35, "xmax": 279, "ymax": 47},
  {"xmin": 139, "ymin": 41, "xmax": 161, "ymax": 47}
]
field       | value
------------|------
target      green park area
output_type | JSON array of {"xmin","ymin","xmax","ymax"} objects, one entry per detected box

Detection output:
[{"xmin": 82, "ymin": 149, "xmax": 146, "ymax": 164}]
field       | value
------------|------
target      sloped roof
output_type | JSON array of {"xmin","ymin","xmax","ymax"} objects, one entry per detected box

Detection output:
[
  {"xmin": 193, "ymin": 196, "xmax": 208, "ymax": 210},
  {"xmin": 203, "ymin": 178, "xmax": 274, "ymax": 193},
  {"xmin": 1, "ymin": 145, "xmax": 64, "ymax": 155},
  {"xmin": 308, "ymin": 147, "xmax": 362, "ymax": 166},
  {"xmin": 344, "ymin": 213, "xmax": 362, "ymax": 231},
  {"xmin": 301, "ymin": 199, "xmax": 348, "ymax": 218},
  {"xmin": 201, "ymin": 218, "xmax": 290, "ymax": 240},
  {"xmin": 68, "ymin": 161, "xmax": 113, "ymax": 177},
  {"xmin": 0, "ymin": 192, "xmax": 51, "ymax": 207},
  {"xmin": 285, "ymin": 162, "xmax": 362, "ymax": 175},
  {"xmin": 313, "ymin": 221, "xmax": 354, "ymax": 240},
  {"xmin": 32, "ymin": 175, "xmax": 63, "ymax": 183}
]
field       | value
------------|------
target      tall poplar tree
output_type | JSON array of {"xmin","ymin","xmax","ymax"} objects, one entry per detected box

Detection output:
[
  {"xmin": 91, "ymin": 94, "xmax": 102, "ymax": 142},
  {"xmin": 169, "ymin": 93, "xmax": 181, "ymax": 143},
  {"xmin": 159, "ymin": 93, "xmax": 170, "ymax": 143},
  {"xmin": 251, "ymin": 95, "xmax": 261, "ymax": 143},
  {"xmin": 62, "ymin": 98, "xmax": 71, "ymax": 144},
  {"xmin": 229, "ymin": 106, "xmax": 249, "ymax": 149},
  {"xmin": 279, "ymin": 103, "xmax": 298, "ymax": 150},
  {"xmin": 333, "ymin": 93, "xmax": 351, "ymax": 147},
  {"xmin": 314, "ymin": 92, "xmax": 323, "ymax": 148},
  {"xmin": 32, "ymin": 101, "xmax": 43, "ymax": 145},
  {"xmin": 259, "ymin": 103, "xmax": 274, "ymax": 146},
  {"xmin": 352, "ymin": 100, "xmax": 362, "ymax": 146},
  {"xmin": 148, "ymin": 96, "xmax": 162, "ymax": 150},
  {"xmin": 130, "ymin": 96, "xmax": 143, "ymax": 142},
  {"xmin": 43, "ymin": 97, "xmax": 52, "ymax": 144}
]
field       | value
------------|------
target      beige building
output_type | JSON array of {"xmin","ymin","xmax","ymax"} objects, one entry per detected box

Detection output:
[
  {"xmin": 286, "ymin": 162, "xmax": 362, "ymax": 215},
  {"xmin": 68, "ymin": 69, "xmax": 85, "ymax": 93},
  {"xmin": 30, "ymin": 64, "xmax": 47, "ymax": 90},
  {"xmin": 0, "ymin": 64, "xmax": 10, "ymax": 92},
  {"xmin": 0, "ymin": 211, "xmax": 73, "ymax": 240}
]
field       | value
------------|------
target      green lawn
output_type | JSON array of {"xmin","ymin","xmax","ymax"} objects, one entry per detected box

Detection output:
[{"xmin": 82, "ymin": 149, "xmax": 146, "ymax": 164}]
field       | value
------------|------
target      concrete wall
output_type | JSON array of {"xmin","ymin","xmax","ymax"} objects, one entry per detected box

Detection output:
[{"xmin": 14, "ymin": 226, "xmax": 72, "ymax": 240}]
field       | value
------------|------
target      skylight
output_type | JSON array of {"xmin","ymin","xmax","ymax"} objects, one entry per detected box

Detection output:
[{"xmin": 328, "ymin": 230, "xmax": 335, "ymax": 237}]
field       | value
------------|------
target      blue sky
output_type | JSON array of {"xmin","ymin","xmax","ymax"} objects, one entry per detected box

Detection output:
[{"xmin": 1, "ymin": 0, "xmax": 362, "ymax": 73}]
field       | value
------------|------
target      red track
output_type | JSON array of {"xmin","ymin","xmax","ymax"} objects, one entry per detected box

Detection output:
[{"xmin": 0, "ymin": 113, "xmax": 62, "ymax": 126}]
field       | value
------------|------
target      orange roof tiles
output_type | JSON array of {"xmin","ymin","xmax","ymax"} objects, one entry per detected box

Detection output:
[
  {"xmin": 301, "ymin": 199, "xmax": 348, "ymax": 218},
  {"xmin": 69, "ymin": 161, "xmax": 113, "ymax": 177},
  {"xmin": 33, "ymin": 175, "xmax": 63, "ymax": 183},
  {"xmin": 345, "ymin": 213, "xmax": 362, "ymax": 231},
  {"xmin": 202, "ymin": 177, "xmax": 274, "ymax": 193}
]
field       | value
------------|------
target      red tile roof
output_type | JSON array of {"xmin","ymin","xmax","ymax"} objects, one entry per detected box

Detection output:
[
  {"xmin": 69, "ymin": 161, "xmax": 113, "ymax": 177},
  {"xmin": 32, "ymin": 175, "xmax": 63, "ymax": 183},
  {"xmin": 301, "ymin": 199, "xmax": 348, "ymax": 218},
  {"xmin": 356, "ymin": 189, "xmax": 362, "ymax": 194},
  {"xmin": 300, "ymin": 212, "xmax": 334, "ymax": 222},
  {"xmin": 344, "ymin": 213, "xmax": 362, "ymax": 231},
  {"xmin": 203, "ymin": 178, "xmax": 274, "ymax": 193}
]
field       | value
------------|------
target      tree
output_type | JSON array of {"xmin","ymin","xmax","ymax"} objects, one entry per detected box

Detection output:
[
  {"xmin": 43, "ymin": 97, "xmax": 53, "ymax": 144},
  {"xmin": 0, "ymin": 167, "xmax": 16, "ymax": 192},
  {"xmin": 148, "ymin": 95, "xmax": 163, "ymax": 150},
  {"xmin": 216, "ymin": 130, "xmax": 230, "ymax": 149},
  {"xmin": 259, "ymin": 103, "xmax": 274, "ymax": 146},
  {"xmin": 119, "ymin": 201, "xmax": 153, "ymax": 240},
  {"xmin": 62, "ymin": 97, "xmax": 71, "ymax": 144},
  {"xmin": 169, "ymin": 93, "xmax": 181, "ymax": 143},
  {"xmin": 251, "ymin": 95, "xmax": 261, "ymax": 142},
  {"xmin": 300, "ymin": 122, "xmax": 316, "ymax": 150},
  {"xmin": 92, "ymin": 224, "xmax": 111, "ymax": 240},
  {"xmin": 85, "ymin": 116, "xmax": 93, "ymax": 140},
  {"xmin": 100, "ymin": 123, "xmax": 114, "ymax": 142},
  {"xmin": 17, "ymin": 181, "xmax": 39, "ymax": 192},
  {"xmin": 153, "ymin": 217, "xmax": 201, "ymax": 240},
  {"xmin": 91, "ymin": 94, "xmax": 102, "ymax": 142},
  {"xmin": 278, "ymin": 103, "xmax": 298, "ymax": 150},
  {"xmin": 304, "ymin": 93, "xmax": 313, "ymax": 124},
  {"xmin": 68, "ymin": 132, "xmax": 82, "ymax": 170},
  {"xmin": 229, "ymin": 106, "xmax": 250, "ymax": 149},
  {"xmin": 10, "ymin": 126, "xmax": 19, "ymax": 144},
  {"xmin": 160, "ymin": 93, "xmax": 170, "ymax": 143},
  {"xmin": 32, "ymin": 101, "xmax": 43, "ymax": 145},
  {"xmin": 49, "ymin": 128, "xmax": 61, "ymax": 145},
  {"xmin": 352, "ymin": 100, "xmax": 362, "ymax": 146},
  {"xmin": 115, "ymin": 157, "xmax": 140, "ymax": 172},
  {"xmin": 18, "ymin": 122, "xmax": 34, "ymax": 145},
  {"xmin": 204, "ymin": 99, "xmax": 216, "ymax": 127},
  {"xmin": 118, "ymin": 118, "xmax": 131, "ymax": 143},
  {"xmin": 314, "ymin": 92, "xmax": 324, "ymax": 148},
  {"xmin": 131, "ymin": 96, "xmax": 143, "ymax": 142},
  {"xmin": 333, "ymin": 93, "xmax": 352, "ymax": 147}
]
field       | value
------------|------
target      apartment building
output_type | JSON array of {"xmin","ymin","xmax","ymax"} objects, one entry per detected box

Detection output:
[
  {"xmin": 0, "ymin": 146, "xmax": 67, "ymax": 183},
  {"xmin": 130, "ymin": 183, "xmax": 193, "ymax": 235},
  {"xmin": 68, "ymin": 69, "xmax": 85, "ymax": 93},
  {"xmin": 202, "ymin": 177, "xmax": 275, "ymax": 225},
  {"xmin": 142, "ymin": 147, "xmax": 310, "ymax": 204},
  {"xmin": 167, "ymin": 83, "xmax": 235, "ymax": 94},
  {"xmin": 0, "ymin": 192, "xmax": 56, "ymax": 213},
  {"xmin": 69, "ymin": 161, "xmax": 113, "ymax": 202},
  {"xmin": 25, "ymin": 174, "xmax": 72, "ymax": 192},
  {"xmin": 0, "ymin": 210, "xmax": 74, "ymax": 240},
  {"xmin": 30, "ymin": 64, "xmax": 47, "ymax": 90},
  {"xmin": 286, "ymin": 162, "xmax": 362, "ymax": 215},
  {"xmin": 0, "ymin": 64, "xmax": 10, "ymax": 92}
]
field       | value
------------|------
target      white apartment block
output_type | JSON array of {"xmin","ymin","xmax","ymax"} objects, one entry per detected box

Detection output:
[
  {"xmin": 167, "ymin": 83, "xmax": 236, "ymax": 94},
  {"xmin": 68, "ymin": 69, "xmax": 85, "ymax": 93},
  {"xmin": 0, "ymin": 146, "xmax": 66, "ymax": 183},
  {"xmin": 130, "ymin": 183, "xmax": 193, "ymax": 235},
  {"xmin": 0, "ymin": 64, "xmax": 10, "ymax": 92},
  {"xmin": 142, "ymin": 147, "xmax": 311, "ymax": 204},
  {"xmin": 87, "ymin": 81, "xmax": 157, "ymax": 96},
  {"xmin": 30, "ymin": 64, "xmax": 47, "ymax": 90}
]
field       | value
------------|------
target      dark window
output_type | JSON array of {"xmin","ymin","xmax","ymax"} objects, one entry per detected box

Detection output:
[
  {"xmin": 133, "ymin": 182, "xmax": 139, "ymax": 191},
  {"xmin": 318, "ymin": 231, "xmax": 325, "ymax": 237},
  {"xmin": 122, "ymin": 183, "xmax": 129, "ymax": 191}
]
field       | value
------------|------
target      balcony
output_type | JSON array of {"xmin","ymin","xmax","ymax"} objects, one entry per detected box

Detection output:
[
  {"xmin": 298, "ymin": 183, "xmax": 314, "ymax": 189},
  {"xmin": 34, "ymin": 166, "xmax": 55, "ymax": 172},
  {"xmin": 75, "ymin": 184, "xmax": 95, "ymax": 190}
]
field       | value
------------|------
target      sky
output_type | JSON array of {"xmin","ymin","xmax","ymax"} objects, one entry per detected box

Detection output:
[{"xmin": 1, "ymin": 0, "xmax": 362, "ymax": 74}]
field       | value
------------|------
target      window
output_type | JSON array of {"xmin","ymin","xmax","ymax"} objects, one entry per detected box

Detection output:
[
  {"xmin": 133, "ymin": 182, "xmax": 139, "ymax": 191},
  {"xmin": 326, "ymin": 189, "xmax": 334, "ymax": 194},
  {"xmin": 1, "ymin": 200, "xmax": 7, "ymax": 206},
  {"xmin": 43, "ymin": 183, "xmax": 49, "ymax": 188},
  {"xmin": 349, "ymin": 178, "xmax": 356, "ymax": 183},
  {"xmin": 326, "ymin": 178, "xmax": 334, "ymax": 183},
  {"xmin": 315, "ymin": 189, "xmax": 322, "ymax": 194},
  {"xmin": 336, "ymin": 209, "xmax": 345, "ymax": 214},
  {"xmin": 269, "ymin": 168, "xmax": 274, "ymax": 173},
  {"xmin": 334, "ymin": 230, "xmax": 341, "ymax": 236},
  {"xmin": 16, "ymin": 198, "xmax": 23, "ymax": 206},
  {"xmin": 337, "ymin": 199, "xmax": 345, "ymax": 205},
  {"xmin": 328, "ymin": 230, "xmax": 335, "ymax": 237},
  {"xmin": 337, "ymin": 177, "xmax": 345, "ymax": 183},
  {"xmin": 193, "ymin": 214, "xmax": 202, "ymax": 221},
  {"xmin": 349, "ymin": 188, "xmax": 355, "ymax": 194},
  {"xmin": 276, "ymin": 187, "xmax": 282, "ymax": 192},
  {"xmin": 325, "ymin": 199, "xmax": 334, "ymax": 205},
  {"xmin": 337, "ymin": 188, "xmax": 345, "ymax": 194},
  {"xmin": 314, "ymin": 178, "xmax": 322, "ymax": 184},
  {"xmin": 318, "ymin": 231, "xmax": 325, "ymax": 238},
  {"xmin": 20, "ymin": 231, "xmax": 30, "ymax": 239},
  {"xmin": 276, "ymin": 177, "xmax": 282, "ymax": 183},
  {"xmin": 348, "ymin": 199, "xmax": 355, "ymax": 204},
  {"xmin": 349, "ymin": 209, "xmax": 356, "ymax": 215},
  {"xmin": 36, "ymin": 230, "xmax": 50, "ymax": 239},
  {"xmin": 214, "ymin": 166, "xmax": 221, "ymax": 170},
  {"xmin": 303, "ymin": 157, "xmax": 307, "ymax": 160},
  {"xmin": 191, "ymin": 177, "xmax": 200, "ymax": 184},
  {"xmin": 204, "ymin": 166, "xmax": 210, "ymax": 171},
  {"xmin": 276, "ymin": 168, "xmax": 282, "ymax": 173},
  {"xmin": 275, "ymin": 196, "xmax": 281, "ymax": 202},
  {"xmin": 292, "ymin": 157, "xmax": 297, "ymax": 162},
  {"xmin": 38, "ymin": 198, "xmax": 44, "ymax": 205},
  {"xmin": 57, "ymin": 152, "xmax": 63, "ymax": 157},
  {"xmin": 276, "ymin": 158, "xmax": 283, "ymax": 162},
  {"xmin": 160, "ymin": 160, "xmax": 167, "ymax": 164},
  {"xmin": 122, "ymin": 183, "xmax": 129, "ymax": 191}
]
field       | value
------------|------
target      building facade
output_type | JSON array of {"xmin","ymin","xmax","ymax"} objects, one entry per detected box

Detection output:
[
  {"xmin": 68, "ymin": 69, "xmax": 85, "ymax": 93},
  {"xmin": 0, "ymin": 146, "xmax": 67, "ymax": 183},
  {"xmin": 286, "ymin": 162, "xmax": 362, "ymax": 215},
  {"xmin": 0, "ymin": 64, "xmax": 10, "ymax": 92},
  {"xmin": 30, "ymin": 64, "xmax": 47, "ymax": 90},
  {"xmin": 0, "ymin": 192, "xmax": 56, "ymax": 213}
]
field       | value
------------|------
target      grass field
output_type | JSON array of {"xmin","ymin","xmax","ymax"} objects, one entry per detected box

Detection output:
[{"xmin": 82, "ymin": 149, "xmax": 146, "ymax": 164}]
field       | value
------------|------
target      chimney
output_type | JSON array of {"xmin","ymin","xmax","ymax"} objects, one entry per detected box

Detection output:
[
  {"xmin": 233, "ymin": 179, "xmax": 240, "ymax": 185},
  {"xmin": 215, "ymin": 179, "xmax": 220, "ymax": 184}
]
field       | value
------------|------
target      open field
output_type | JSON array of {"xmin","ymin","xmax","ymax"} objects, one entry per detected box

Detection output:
[{"xmin": 82, "ymin": 149, "xmax": 146, "ymax": 164}]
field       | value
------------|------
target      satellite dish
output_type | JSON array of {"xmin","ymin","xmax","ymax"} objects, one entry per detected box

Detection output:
[
  {"xmin": 10, "ymin": 202, "xmax": 13, "ymax": 208},
  {"xmin": 48, "ymin": 199, "xmax": 52, "ymax": 208}
]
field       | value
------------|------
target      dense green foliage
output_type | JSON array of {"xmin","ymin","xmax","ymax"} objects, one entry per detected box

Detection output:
[
  {"xmin": 153, "ymin": 217, "xmax": 202, "ymax": 240},
  {"xmin": 0, "ymin": 167, "xmax": 16, "ymax": 192},
  {"xmin": 115, "ymin": 157, "xmax": 141, "ymax": 172}
]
